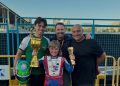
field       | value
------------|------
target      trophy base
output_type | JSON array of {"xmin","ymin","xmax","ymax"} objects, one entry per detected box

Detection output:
[
  {"xmin": 30, "ymin": 56, "xmax": 39, "ymax": 67},
  {"xmin": 30, "ymin": 64, "xmax": 39, "ymax": 67},
  {"xmin": 30, "ymin": 66, "xmax": 39, "ymax": 67},
  {"xmin": 30, "ymin": 62, "xmax": 39, "ymax": 67}
]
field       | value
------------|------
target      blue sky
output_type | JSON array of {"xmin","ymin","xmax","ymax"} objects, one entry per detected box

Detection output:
[{"xmin": 0, "ymin": 0, "xmax": 120, "ymax": 19}]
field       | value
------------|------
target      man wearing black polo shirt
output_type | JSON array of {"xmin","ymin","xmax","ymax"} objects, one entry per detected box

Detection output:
[{"xmin": 70, "ymin": 24, "xmax": 106, "ymax": 86}]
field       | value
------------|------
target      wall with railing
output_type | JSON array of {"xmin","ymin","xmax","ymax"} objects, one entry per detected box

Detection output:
[{"xmin": 1, "ymin": 17, "xmax": 120, "ymax": 56}]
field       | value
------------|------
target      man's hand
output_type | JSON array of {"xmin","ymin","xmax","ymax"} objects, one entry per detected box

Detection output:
[
  {"xmin": 86, "ymin": 33, "xmax": 91, "ymax": 39},
  {"xmin": 97, "ymin": 52, "xmax": 106, "ymax": 65},
  {"xmin": 32, "ymin": 50, "xmax": 37, "ymax": 56}
]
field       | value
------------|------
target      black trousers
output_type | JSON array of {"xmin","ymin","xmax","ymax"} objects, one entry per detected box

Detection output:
[
  {"xmin": 72, "ymin": 71, "xmax": 96, "ymax": 86},
  {"xmin": 63, "ymin": 69, "xmax": 71, "ymax": 86},
  {"xmin": 27, "ymin": 74, "xmax": 45, "ymax": 86},
  {"xmin": 72, "ymin": 79, "xmax": 95, "ymax": 86}
]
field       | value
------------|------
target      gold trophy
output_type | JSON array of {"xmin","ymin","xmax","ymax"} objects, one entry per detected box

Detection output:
[
  {"xmin": 68, "ymin": 47, "xmax": 75, "ymax": 65},
  {"xmin": 30, "ymin": 37, "xmax": 41, "ymax": 67}
]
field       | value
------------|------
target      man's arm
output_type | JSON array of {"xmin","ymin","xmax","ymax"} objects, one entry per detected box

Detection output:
[
  {"xmin": 13, "ymin": 49, "xmax": 23, "ymax": 74},
  {"xmin": 97, "ymin": 52, "xmax": 106, "ymax": 65}
]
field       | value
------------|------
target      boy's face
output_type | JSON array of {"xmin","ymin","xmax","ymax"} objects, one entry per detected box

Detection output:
[
  {"xmin": 34, "ymin": 22, "xmax": 45, "ymax": 38},
  {"xmin": 49, "ymin": 47, "xmax": 59, "ymax": 57}
]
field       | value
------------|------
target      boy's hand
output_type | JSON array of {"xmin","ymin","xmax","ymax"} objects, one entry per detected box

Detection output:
[{"xmin": 69, "ymin": 54, "xmax": 75, "ymax": 60}]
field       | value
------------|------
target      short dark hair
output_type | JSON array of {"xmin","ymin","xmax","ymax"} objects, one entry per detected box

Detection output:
[
  {"xmin": 55, "ymin": 22, "xmax": 65, "ymax": 28},
  {"xmin": 34, "ymin": 17, "xmax": 47, "ymax": 27}
]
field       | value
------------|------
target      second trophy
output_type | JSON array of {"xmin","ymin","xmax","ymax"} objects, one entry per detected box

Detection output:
[{"xmin": 68, "ymin": 47, "xmax": 75, "ymax": 65}]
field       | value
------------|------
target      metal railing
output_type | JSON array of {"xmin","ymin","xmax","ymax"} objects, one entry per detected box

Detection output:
[
  {"xmin": 116, "ymin": 57, "xmax": 120, "ymax": 86},
  {"xmin": 0, "ymin": 55, "xmax": 25, "ymax": 86},
  {"xmin": 95, "ymin": 55, "xmax": 116, "ymax": 86}
]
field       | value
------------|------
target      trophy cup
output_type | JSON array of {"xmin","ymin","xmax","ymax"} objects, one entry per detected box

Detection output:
[
  {"xmin": 30, "ymin": 37, "xmax": 41, "ymax": 67},
  {"xmin": 68, "ymin": 47, "xmax": 75, "ymax": 65}
]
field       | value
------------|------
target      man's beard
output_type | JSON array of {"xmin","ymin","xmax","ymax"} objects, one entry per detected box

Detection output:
[
  {"xmin": 56, "ymin": 33, "xmax": 64, "ymax": 40},
  {"xmin": 73, "ymin": 35, "xmax": 85, "ymax": 42}
]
